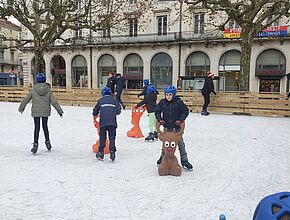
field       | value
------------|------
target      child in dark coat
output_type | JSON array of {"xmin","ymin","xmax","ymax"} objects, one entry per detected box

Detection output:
[
  {"xmin": 136, "ymin": 84, "xmax": 158, "ymax": 141},
  {"xmin": 93, "ymin": 86, "xmax": 121, "ymax": 161},
  {"xmin": 155, "ymin": 85, "xmax": 193, "ymax": 170}
]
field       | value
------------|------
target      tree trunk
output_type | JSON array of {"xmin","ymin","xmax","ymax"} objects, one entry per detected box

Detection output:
[
  {"xmin": 240, "ymin": 29, "xmax": 255, "ymax": 92},
  {"xmin": 34, "ymin": 48, "xmax": 45, "ymax": 73}
]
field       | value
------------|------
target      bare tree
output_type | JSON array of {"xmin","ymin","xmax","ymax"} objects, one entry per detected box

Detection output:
[{"xmin": 187, "ymin": 0, "xmax": 290, "ymax": 91}]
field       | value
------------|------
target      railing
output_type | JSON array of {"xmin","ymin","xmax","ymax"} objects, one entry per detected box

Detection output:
[
  {"xmin": 47, "ymin": 30, "xmax": 290, "ymax": 47},
  {"xmin": 0, "ymin": 86, "xmax": 289, "ymax": 117}
]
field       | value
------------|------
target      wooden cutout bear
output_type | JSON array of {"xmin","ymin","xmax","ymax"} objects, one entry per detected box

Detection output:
[{"xmin": 156, "ymin": 121, "xmax": 185, "ymax": 176}]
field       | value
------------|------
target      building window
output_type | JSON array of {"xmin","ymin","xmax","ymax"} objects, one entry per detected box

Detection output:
[
  {"xmin": 103, "ymin": 28, "xmax": 111, "ymax": 38},
  {"xmin": 98, "ymin": 54, "xmax": 116, "ymax": 88},
  {"xmin": 71, "ymin": 55, "xmax": 88, "ymax": 88},
  {"xmin": 129, "ymin": 0, "xmax": 137, "ymax": 3},
  {"xmin": 157, "ymin": 16, "xmax": 167, "ymax": 35},
  {"xmin": 0, "ymin": 51, "xmax": 3, "ymax": 63},
  {"xmin": 75, "ymin": 22, "xmax": 82, "ymax": 38},
  {"xmin": 101, "ymin": 0, "xmax": 109, "ymax": 6},
  {"xmin": 10, "ymin": 51, "xmax": 14, "ymax": 64},
  {"xmin": 129, "ymin": 18, "xmax": 138, "ymax": 37},
  {"xmin": 123, "ymin": 53, "xmax": 143, "ymax": 89},
  {"xmin": 259, "ymin": 79, "xmax": 280, "ymax": 92},
  {"xmin": 151, "ymin": 53, "xmax": 172, "ymax": 89},
  {"xmin": 194, "ymin": 13, "xmax": 204, "ymax": 34}
]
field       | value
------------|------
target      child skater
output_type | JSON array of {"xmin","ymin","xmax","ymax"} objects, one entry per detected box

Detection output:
[
  {"xmin": 136, "ymin": 84, "xmax": 158, "ymax": 141},
  {"xmin": 93, "ymin": 86, "xmax": 121, "ymax": 161},
  {"xmin": 155, "ymin": 85, "xmax": 193, "ymax": 170},
  {"xmin": 18, "ymin": 73, "xmax": 63, "ymax": 154}
]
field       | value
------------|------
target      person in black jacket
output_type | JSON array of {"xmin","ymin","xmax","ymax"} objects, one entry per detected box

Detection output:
[
  {"xmin": 201, "ymin": 71, "xmax": 216, "ymax": 116},
  {"xmin": 115, "ymin": 73, "xmax": 126, "ymax": 110},
  {"xmin": 136, "ymin": 84, "xmax": 158, "ymax": 141},
  {"xmin": 93, "ymin": 86, "xmax": 121, "ymax": 161},
  {"xmin": 138, "ymin": 79, "xmax": 160, "ymax": 98},
  {"xmin": 106, "ymin": 72, "xmax": 115, "ymax": 95},
  {"xmin": 155, "ymin": 85, "xmax": 193, "ymax": 170},
  {"xmin": 287, "ymin": 92, "xmax": 290, "ymax": 99}
]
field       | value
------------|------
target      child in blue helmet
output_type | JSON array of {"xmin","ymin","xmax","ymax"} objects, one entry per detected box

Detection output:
[
  {"xmin": 155, "ymin": 85, "xmax": 193, "ymax": 170},
  {"xmin": 18, "ymin": 73, "xmax": 63, "ymax": 154},
  {"xmin": 93, "ymin": 86, "xmax": 121, "ymax": 161},
  {"xmin": 136, "ymin": 84, "xmax": 158, "ymax": 141},
  {"xmin": 138, "ymin": 79, "xmax": 159, "ymax": 98}
]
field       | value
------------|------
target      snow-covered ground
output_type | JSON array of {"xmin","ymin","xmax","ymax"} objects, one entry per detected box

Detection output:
[{"xmin": 0, "ymin": 102, "xmax": 289, "ymax": 220}]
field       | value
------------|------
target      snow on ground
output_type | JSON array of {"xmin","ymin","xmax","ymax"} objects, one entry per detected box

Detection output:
[{"xmin": 0, "ymin": 102, "xmax": 289, "ymax": 220}]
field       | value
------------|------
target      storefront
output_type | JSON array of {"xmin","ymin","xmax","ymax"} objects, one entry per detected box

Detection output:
[
  {"xmin": 184, "ymin": 51, "xmax": 210, "ymax": 90},
  {"xmin": 218, "ymin": 50, "xmax": 241, "ymax": 91},
  {"xmin": 256, "ymin": 49, "xmax": 286, "ymax": 93},
  {"xmin": 0, "ymin": 73, "xmax": 17, "ymax": 85},
  {"xmin": 123, "ymin": 53, "xmax": 143, "ymax": 89},
  {"xmin": 51, "ymin": 55, "xmax": 66, "ymax": 87}
]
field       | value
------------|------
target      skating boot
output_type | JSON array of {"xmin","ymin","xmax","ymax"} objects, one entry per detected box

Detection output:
[
  {"xmin": 156, "ymin": 156, "xmax": 163, "ymax": 165},
  {"xmin": 153, "ymin": 131, "xmax": 158, "ymax": 140},
  {"xmin": 110, "ymin": 151, "xmax": 116, "ymax": 161},
  {"xmin": 31, "ymin": 143, "xmax": 39, "ymax": 154},
  {"xmin": 45, "ymin": 141, "xmax": 52, "ymax": 151},
  {"xmin": 201, "ymin": 111, "xmax": 210, "ymax": 116},
  {"xmin": 96, "ymin": 151, "xmax": 104, "ymax": 161},
  {"xmin": 145, "ymin": 132, "xmax": 155, "ymax": 141},
  {"xmin": 181, "ymin": 160, "xmax": 194, "ymax": 170}
]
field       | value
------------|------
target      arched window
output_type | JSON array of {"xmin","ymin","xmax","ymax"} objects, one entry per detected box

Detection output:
[
  {"xmin": 256, "ymin": 49, "xmax": 286, "ymax": 93},
  {"xmin": 123, "ymin": 53, "xmax": 143, "ymax": 89},
  {"xmin": 151, "ymin": 53, "xmax": 172, "ymax": 89},
  {"xmin": 185, "ymin": 51, "xmax": 210, "ymax": 77},
  {"xmin": 97, "ymin": 54, "xmax": 116, "ymax": 88},
  {"xmin": 71, "ymin": 55, "xmax": 88, "ymax": 88},
  {"xmin": 51, "ymin": 55, "xmax": 66, "ymax": 87},
  {"xmin": 219, "ymin": 50, "xmax": 241, "ymax": 91}
]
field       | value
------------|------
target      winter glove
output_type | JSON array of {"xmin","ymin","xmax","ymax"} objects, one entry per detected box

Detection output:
[
  {"xmin": 159, "ymin": 120, "xmax": 166, "ymax": 126},
  {"xmin": 175, "ymin": 120, "xmax": 182, "ymax": 126},
  {"xmin": 60, "ymin": 113, "xmax": 63, "ymax": 118},
  {"xmin": 213, "ymin": 91, "xmax": 217, "ymax": 95},
  {"xmin": 134, "ymin": 105, "xmax": 139, "ymax": 109}
]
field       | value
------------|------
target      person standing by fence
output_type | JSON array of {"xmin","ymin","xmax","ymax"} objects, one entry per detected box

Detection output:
[{"xmin": 201, "ymin": 71, "xmax": 216, "ymax": 116}]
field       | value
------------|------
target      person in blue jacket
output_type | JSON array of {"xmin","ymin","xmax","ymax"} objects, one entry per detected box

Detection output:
[
  {"xmin": 155, "ymin": 85, "xmax": 193, "ymax": 170},
  {"xmin": 93, "ymin": 86, "xmax": 121, "ymax": 161},
  {"xmin": 114, "ymin": 73, "xmax": 126, "ymax": 109}
]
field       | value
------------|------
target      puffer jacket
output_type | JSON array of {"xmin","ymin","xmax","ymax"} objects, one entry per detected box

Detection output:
[{"xmin": 18, "ymin": 83, "xmax": 63, "ymax": 117}]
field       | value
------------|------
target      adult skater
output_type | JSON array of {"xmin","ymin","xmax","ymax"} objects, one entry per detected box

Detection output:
[
  {"xmin": 106, "ymin": 72, "xmax": 115, "ymax": 95},
  {"xmin": 136, "ymin": 84, "xmax": 158, "ymax": 141},
  {"xmin": 115, "ymin": 73, "xmax": 126, "ymax": 110},
  {"xmin": 201, "ymin": 71, "xmax": 216, "ymax": 116},
  {"xmin": 93, "ymin": 86, "xmax": 121, "ymax": 161},
  {"xmin": 155, "ymin": 85, "xmax": 193, "ymax": 170},
  {"xmin": 18, "ymin": 73, "xmax": 63, "ymax": 154}
]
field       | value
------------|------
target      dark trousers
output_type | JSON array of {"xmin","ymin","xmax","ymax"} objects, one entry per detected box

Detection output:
[
  {"xmin": 202, "ymin": 91, "xmax": 210, "ymax": 112},
  {"xmin": 115, "ymin": 91, "xmax": 125, "ymax": 108},
  {"xmin": 33, "ymin": 117, "xmax": 49, "ymax": 144},
  {"xmin": 99, "ymin": 125, "xmax": 117, "ymax": 152}
]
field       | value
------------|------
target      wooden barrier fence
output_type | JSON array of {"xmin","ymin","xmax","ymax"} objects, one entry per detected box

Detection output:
[{"xmin": 0, "ymin": 86, "xmax": 289, "ymax": 117}]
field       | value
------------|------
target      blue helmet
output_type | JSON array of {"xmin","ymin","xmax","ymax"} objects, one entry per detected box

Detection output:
[
  {"xmin": 143, "ymin": 79, "xmax": 149, "ymax": 86},
  {"xmin": 101, "ymin": 86, "xmax": 112, "ymax": 96},
  {"xmin": 147, "ymin": 84, "xmax": 156, "ymax": 94},
  {"xmin": 36, "ymin": 73, "xmax": 46, "ymax": 83},
  {"xmin": 253, "ymin": 192, "xmax": 290, "ymax": 220},
  {"xmin": 164, "ymin": 85, "xmax": 176, "ymax": 98}
]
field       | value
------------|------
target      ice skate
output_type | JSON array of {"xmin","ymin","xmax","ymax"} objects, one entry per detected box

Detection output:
[
  {"xmin": 181, "ymin": 160, "xmax": 194, "ymax": 171},
  {"xmin": 96, "ymin": 151, "xmax": 104, "ymax": 161},
  {"xmin": 45, "ymin": 141, "xmax": 52, "ymax": 151},
  {"xmin": 110, "ymin": 151, "xmax": 116, "ymax": 162},
  {"xmin": 201, "ymin": 111, "xmax": 210, "ymax": 116},
  {"xmin": 153, "ymin": 131, "xmax": 158, "ymax": 140},
  {"xmin": 145, "ymin": 132, "xmax": 155, "ymax": 141},
  {"xmin": 31, "ymin": 143, "xmax": 39, "ymax": 154}
]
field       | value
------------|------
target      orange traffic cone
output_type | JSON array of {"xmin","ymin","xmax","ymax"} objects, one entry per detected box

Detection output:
[
  {"xmin": 92, "ymin": 115, "xmax": 110, "ymax": 154},
  {"xmin": 127, "ymin": 105, "xmax": 146, "ymax": 138}
]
